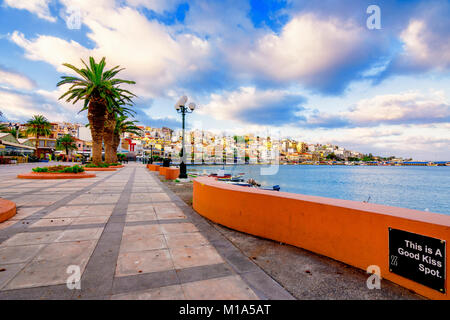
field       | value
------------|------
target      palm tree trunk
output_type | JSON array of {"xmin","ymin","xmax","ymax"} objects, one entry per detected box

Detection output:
[
  {"xmin": 35, "ymin": 133, "xmax": 40, "ymax": 158},
  {"xmin": 112, "ymin": 133, "xmax": 120, "ymax": 163},
  {"xmin": 104, "ymin": 111, "xmax": 116, "ymax": 163},
  {"xmin": 88, "ymin": 99, "xmax": 107, "ymax": 165}
]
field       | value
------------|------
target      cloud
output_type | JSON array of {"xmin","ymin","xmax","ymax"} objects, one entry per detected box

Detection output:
[
  {"xmin": 130, "ymin": 102, "xmax": 182, "ymax": 128},
  {"xmin": 10, "ymin": 31, "xmax": 91, "ymax": 73},
  {"xmin": 346, "ymin": 91, "xmax": 450, "ymax": 126},
  {"xmin": 303, "ymin": 91, "xmax": 450, "ymax": 128},
  {"xmin": 184, "ymin": 0, "xmax": 254, "ymax": 36},
  {"xmin": 3, "ymin": 0, "xmax": 56, "ymax": 22},
  {"xmin": 381, "ymin": 2, "xmax": 450, "ymax": 77},
  {"xmin": 226, "ymin": 12, "xmax": 385, "ymax": 93},
  {"xmin": 125, "ymin": 0, "xmax": 184, "ymax": 14},
  {"xmin": 396, "ymin": 19, "xmax": 450, "ymax": 72},
  {"xmin": 139, "ymin": 115, "xmax": 181, "ymax": 128},
  {"xmin": 201, "ymin": 87, "xmax": 306, "ymax": 125},
  {"xmin": 10, "ymin": 1, "xmax": 212, "ymax": 99},
  {"xmin": 305, "ymin": 112, "xmax": 350, "ymax": 129},
  {"xmin": 0, "ymin": 67, "xmax": 35, "ymax": 90},
  {"xmin": 310, "ymin": 125, "xmax": 450, "ymax": 161},
  {"xmin": 0, "ymin": 87, "xmax": 77, "ymax": 122}
]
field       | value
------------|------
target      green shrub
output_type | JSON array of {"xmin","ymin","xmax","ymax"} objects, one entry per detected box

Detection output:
[
  {"xmin": 85, "ymin": 162, "xmax": 114, "ymax": 168},
  {"xmin": 62, "ymin": 167, "xmax": 73, "ymax": 173},
  {"xmin": 32, "ymin": 165, "xmax": 84, "ymax": 173},
  {"xmin": 71, "ymin": 165, "xmax": 84, "ymax": 173}
]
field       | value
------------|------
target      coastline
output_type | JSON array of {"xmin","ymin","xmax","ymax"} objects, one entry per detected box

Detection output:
[{"xmin": 185, "ymin": 164, "xmax": 450, "ymax": 215}]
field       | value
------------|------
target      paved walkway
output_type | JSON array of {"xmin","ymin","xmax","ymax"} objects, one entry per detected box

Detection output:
[{"xmin": 0, "ymin": 163, "xmax": 293, "ymax": 300}]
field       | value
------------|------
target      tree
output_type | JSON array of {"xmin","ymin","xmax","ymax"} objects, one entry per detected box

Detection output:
[
  {"xmin": 25, "ymin": 115, "xmax": 52, "ymax": 157},
  {"xmin": 56, "ymin": 134, "xmax": 77, "ymax": 161},
  {"xmin": 326, "ymin": 153, "xmax": 338, "ymax": 160},
  {"xmin": 112, "ymin": 115, "xmax": 142, "ymax": 163},
  {"xmin": 104, "ymin": 102, "xmax": 135, "ymax": 163},
  {"xmin": 8, "ymin": 128, "xmax": 25, "ymax": 138},
  {"xmin": 362, "ymin": 153, "xmax": 375, "ymax": 162},
  {"xmin": 57, "ymin": 57, "xmax": 136, "ymax": 164}
]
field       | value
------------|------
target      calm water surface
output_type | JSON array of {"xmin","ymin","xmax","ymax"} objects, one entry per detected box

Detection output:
[{"xmin": 188, "ymin": 165, "xmax": 450, "ymax": 215}]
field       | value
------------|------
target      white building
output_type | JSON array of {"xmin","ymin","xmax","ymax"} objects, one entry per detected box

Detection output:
[{"xmin": 77, "ymin": 126, "xmax": 92, "ymax": 142}]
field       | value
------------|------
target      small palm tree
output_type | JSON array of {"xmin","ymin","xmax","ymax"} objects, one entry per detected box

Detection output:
[
  {"xmin": 112, "ymin": 115, "xmax": 143, "ymax": 163},
  {"xmin": 25, "ymin": 115, "xmax": 52, "ymax": 157},
  {"xmin": 56, "ymin": 134, "xmax": 77, "ymax": 161},
  {"xmin": 57, "ymin": 57, "xmax": 136, "ymax": 164},
  {"xmin": 8, "ymin": 128, "xmax": 25, "ymax": 138}
]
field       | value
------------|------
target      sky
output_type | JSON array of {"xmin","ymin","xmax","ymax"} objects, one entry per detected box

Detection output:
[{"xmin": 0, "ymin": 0, "xmax": 449, "ymax": 160}]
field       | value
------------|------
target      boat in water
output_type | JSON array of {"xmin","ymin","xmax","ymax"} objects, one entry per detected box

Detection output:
[{"xmin": 226, "ymin": 182, "xmax": 281, "ymax": 191}]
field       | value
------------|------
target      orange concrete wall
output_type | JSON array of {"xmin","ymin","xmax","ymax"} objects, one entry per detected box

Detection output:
[
  {"xmin": 148, "ymin": 164, "xmax": 160, "ymax": 171},
  {"xmin": 0, "ymin": 198, "xmax": 16, "ymax": 223},
  {"xmin": 193, "ymin": 177, "xmax": 450, "ymax": 300},
  {"xmin": 164, "ymin": 168, "xmax": 180, "ymax": 180},
  {"xmin": 84, "ymin": 167, "xmax": 116, "ymax": 171},
  {"xmin": 17, "ymin": 172, "xmax": 96, "ymax": 179},
  {"xmin": 159, "ymin": 166, "xmax": 168, "ymax": 176}
]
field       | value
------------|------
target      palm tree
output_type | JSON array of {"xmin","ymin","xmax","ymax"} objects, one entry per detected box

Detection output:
[
  {"xmin": 8, "ymin": 128, "xmax": 25, "ymax": 138},
  {"xmin": 112, "ymin": 115, "xmax": 142, "ymax": 163},
  {"xmin": 25, "ymin": 115, "xmax": 52, "ymax": 157},
  {"xmin": 56, "ymin": 134, "xmax": 77, "ymax": 161},
  {"xmin": 57, "ymin": 57, "xmax": 136, "ymax": 164},
  {"xmin": 104, "ymin": 102, "xmax": 135, "ymax": 163}
]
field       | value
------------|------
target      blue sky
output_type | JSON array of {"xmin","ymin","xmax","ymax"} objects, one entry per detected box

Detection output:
[{"xmin": 0, "ymin": 0, "xmax": 449, "ymax": 160}]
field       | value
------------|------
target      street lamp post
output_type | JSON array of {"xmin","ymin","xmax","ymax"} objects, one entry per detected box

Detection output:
[
  {"xmin": 175, "ymin": 96, "xmax": 196, "ymax": 179},
  {"xmin": 149, "ymin": 143, "xmax": 153, "ymax": 164}
]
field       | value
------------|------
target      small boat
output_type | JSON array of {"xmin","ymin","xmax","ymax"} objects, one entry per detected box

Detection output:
[
  {"xmin": 229, "ymin": 182, "xmax": 280, "ymax": 191},
  {"xmin": 230, "ymin": 182, "xmax": 253, "ymax": 187},
  {"xmin": 217, "ymin": 173, "xmax": 245, "ymax": 182},
  {"xmin": 258, "ymin": 185, "xmax": 281, "ymax": 191},
  {"xmin": 209, "ymin": 173, "xmax": 232, "ymax": 179}
]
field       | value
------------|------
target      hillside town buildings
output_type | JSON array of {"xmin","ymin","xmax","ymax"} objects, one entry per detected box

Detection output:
[{"xmin": 1, "ymin": 121, "xmax": 414, "ymax": 165}]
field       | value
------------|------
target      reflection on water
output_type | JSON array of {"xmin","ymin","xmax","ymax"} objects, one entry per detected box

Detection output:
[{"xmin": 188, "ymin": 165, "xmax": 450, "ymax": 215}]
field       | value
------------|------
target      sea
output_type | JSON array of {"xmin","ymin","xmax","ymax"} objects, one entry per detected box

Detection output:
[{"xmin": 188, "ymin": 164, "xmax": 450, "ymax": 215}]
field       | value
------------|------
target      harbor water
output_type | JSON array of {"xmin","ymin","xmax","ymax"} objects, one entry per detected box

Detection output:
[{"xmin": 188, "ymin": 164, "xmax": 450, "ymax": 215}]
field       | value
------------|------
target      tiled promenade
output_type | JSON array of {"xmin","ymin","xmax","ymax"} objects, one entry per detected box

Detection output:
[{"xmin": 0, "ymin": 163, "xmax": 293, "ymax": 300}]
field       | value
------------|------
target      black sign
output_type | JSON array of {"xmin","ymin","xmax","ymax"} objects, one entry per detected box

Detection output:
[{"xmin": 389, "ymin": 228, "xmax": 446, "ymax": 293}]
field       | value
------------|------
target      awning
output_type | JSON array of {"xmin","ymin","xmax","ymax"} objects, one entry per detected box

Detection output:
[{"xmin": 0, "ymin": 139, "xmax": 36, "ymax": 150}]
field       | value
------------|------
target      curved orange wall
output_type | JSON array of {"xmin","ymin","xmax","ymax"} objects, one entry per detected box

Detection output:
[
  {"xmin": 148, "ymin": 164, "xmax": 160, "ymax": 171},
  {"xmin": 193, "ymin": 177, "xmax": 450, "ymax": 300},
  {"xmin": 0, "ymin": 198, "xmax": 16, "ymax": 223},
  {"xmin": 147, "ymin": 164, "xmax": 160, "ymax": 171},
  {"xmin": 159, "ymin": 166, "xmax": 168, "ymax": 176},
  {"xmin": 164, "ymin": 168, "xmax": 180, "ymax": 180}
]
